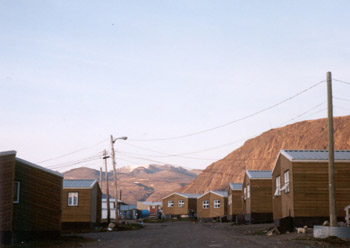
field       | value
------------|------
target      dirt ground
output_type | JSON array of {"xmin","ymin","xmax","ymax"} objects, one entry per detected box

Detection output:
[{"xmin": 12, "ymin": 221, "xmax": 350, "ymax": 247}]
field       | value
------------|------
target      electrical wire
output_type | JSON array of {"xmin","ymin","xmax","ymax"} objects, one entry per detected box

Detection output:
[
  {"xmin": 128, "ymin": 80, "xmax": 325, "ymax": 141},
  {"xmin": 334, "ymin": 78, "xmax": 350, "ymax": 86}
]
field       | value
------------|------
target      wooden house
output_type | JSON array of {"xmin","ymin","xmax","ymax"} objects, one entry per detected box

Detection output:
[
  {"xmin": 162, "ymin": 193, "xmax": 200, "ymax": 218},
  {"xmin": 197, "ymin": 191, "xmax": 228, "ymax": 220},
  {"xmin": 0, "ymin": 151, "xmax": 63, "ymax": 245},
  {"xmin": 227, "ymin": 183, "xmax": 243, "ymax": 221},
  {"xmin": 272, "ymin": 150, "xmax": 350, "ymax": 232},
  {"xmin": 62, "ymin": 179, "xmax": 102, "ymax": 230},
  {"xmin": 241, "ymin": 170, "xmax": 273, "ymax": 224}
]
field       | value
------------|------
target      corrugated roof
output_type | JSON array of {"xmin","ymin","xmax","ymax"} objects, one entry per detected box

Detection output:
[
  {"xmin": 141, "ymin": 201, "xmax": 162, "ymax": 206},
  {"xmin": 177, "ymin": 193, "xmax": 201, "ymax": 199},
  {"xmin": 63, "ymin": 179, "xmax": 97, "ymax": 188},
  {"xmin": 229, "ymin": 183, "xmax": 243, "ymax": 190},
  {"xmin": 212, "ymin": 191, "xmax": 228, "ymax": 197},
  {"xmin": 246, "ymin": 170, "xmax": 272, "ymax": 179},
  {"xmin": 281, "ymin": 150, "xmax": 350, "ymax": 161}
]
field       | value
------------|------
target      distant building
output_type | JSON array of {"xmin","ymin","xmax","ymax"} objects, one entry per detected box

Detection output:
[
  {"xmin": 62, "ymin": 179, "xmax": 102, "ymax": 230},
  {"xmin": 227, "ymin": 183, "xmax": 243, "ymax": 221},
  {"xmin": 241, "ymin": 170, "xmax": 273, "ymax": 224},
  {"xmin": 120, "ymin": 205, "xmax": 138, "ymax": 220},
  {"xmin": 0, "ymin": 151, "xmax": 63, "ymax": 245},
  {"xmin": 197, "ymin": 191, "xmax": 228, "ymax": 220},
  {"xmin": 162, "ymin": 193, "xmax": 200, "ymax": 218},
  {"xmin": 102, "ymin": 195, "xmax": 126, "ymax": 221},
  {"xmin": 137, "ymin": 201, "xmax": 162, "ymax": 218},
  {"xmin": 273, "ymin": 150, "xmax": 350, "ymax": 232}
]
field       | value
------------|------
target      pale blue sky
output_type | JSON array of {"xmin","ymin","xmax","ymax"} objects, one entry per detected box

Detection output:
[{"xmin": 1, "ymin": 1, "xmax": 350, "ymax": 171}]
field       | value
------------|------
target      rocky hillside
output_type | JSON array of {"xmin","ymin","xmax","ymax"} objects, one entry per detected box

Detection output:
[
  {"xmin": 64, "ymin": 164, "xmax": 200, "ymax": 204},
  {"xmin": 181, "ymin": 115, "xmax": 350, "ymax": 194}
]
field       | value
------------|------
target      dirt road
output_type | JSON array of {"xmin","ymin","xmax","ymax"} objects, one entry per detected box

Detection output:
[{"xmin": 77, "ymin": 221, "xmax": 332, "ymax": 248}]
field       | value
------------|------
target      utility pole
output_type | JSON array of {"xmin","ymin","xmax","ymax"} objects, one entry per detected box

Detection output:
[
  {"xmin": 327, "ymin": 71, "xmax": 337, "ymax": 227},
  {"xmin": 103, "ymin": 149, "xmax": 111, "ymax": 224},
  {"xmin": 110, "ymin": 135, "xmax": 119, "ymax": 225},
  {"xmin": 99, "ymin": 167, "xmax": 103, "ymax": 190}
]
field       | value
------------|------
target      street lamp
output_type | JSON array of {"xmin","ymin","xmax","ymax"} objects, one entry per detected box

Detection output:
[{"xmin": 110, "ymin": 135, "xmax": 127, "ymax": 225}]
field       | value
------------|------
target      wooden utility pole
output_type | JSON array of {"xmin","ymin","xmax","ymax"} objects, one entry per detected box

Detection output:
[
  {"xmin": 110, "ymin": 135, "xmax": 119, "ymax": 225},
  {"xmin": 99, "ymin": 167, "xmax": 103, "ymax": 190},
  {"xmin": 327, "ymin": 71, "xmax": 337, "ymax": 227},
  {"xmin": 103, "ymin": 149, "xmax": 111, "ymax": 224}
]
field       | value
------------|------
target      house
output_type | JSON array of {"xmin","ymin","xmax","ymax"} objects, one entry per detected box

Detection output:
[
  {"xmin": 162, "ymin": 193, "xmax": 199, "ymax": 218},
  {"xmin": 102, "ymin": 195, "xmax": 126, "ymax": 221},
  {"xmin": 272, "ymin": 150, "xmax": 350, "ymax": 232},
  {"xmin": 137, "ymin": 201, "xmax": 162, "ymax": 218},
  {"xmin": 197, "ymin": 191, "xmax": 228, "ymax": 220},
  {"xmin": 241, "ymin": 170, "xmax": 273, "ymax": 224},
  {"xmin": 0, "ymin": 151, "xmax": 63, "ymax": 245},
  {"xmin": 62, "ymin": 179, "xmax": 102, "ymax": 230},
  {"xmin": 227, "ymin": 183, "xmax": 243, "ymax": 221},
  {"xmin": 120, "ymin": 205, "xmax": 138, "ymax": 220}
]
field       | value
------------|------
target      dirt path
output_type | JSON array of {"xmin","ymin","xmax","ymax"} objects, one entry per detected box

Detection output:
[{"xmin": 77, "ymin": 221, "xmax": 328, "ymax": 248}]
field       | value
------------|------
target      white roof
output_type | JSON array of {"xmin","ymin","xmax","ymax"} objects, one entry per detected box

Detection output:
[
  {"xmin": 63, "ymin": 179, "xmax": 97, "ymax": 188},
  {"xmin": 281, "ymin": 150, "xmax": 350, "ymax": 161},
  {"xmin": 162, "ymin": 192, "xmax": 201, "ymax": 200},
  {"xmin": 198, "ymin": 191, "xmax": 228, "ymax": 199},
  {"xmin": 246, "ymin": 170, "xmax": 272, "ymax": 179},
  {"xmin": 229, "ymin": 183, "xmax": 243, "ymax": 190}
]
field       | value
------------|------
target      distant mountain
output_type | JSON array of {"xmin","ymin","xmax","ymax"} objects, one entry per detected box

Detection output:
[
  {"xmin": 181, "ymin": 115, "xmax": 350, "ymax": 194},
  {"xmin": 64, "ymin": 164, "xmax": 201, "ymax": 204}
]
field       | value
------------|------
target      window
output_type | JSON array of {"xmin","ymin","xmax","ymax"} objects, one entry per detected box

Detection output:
[
  {"xmin": 168, "ymin": 200, "xmax": 174, "ymax": 207},
  {"xmin": 178, "ymin": 200, "xmax": 184, "ymax": 207},
  {"xmin": 13, "ymin": 181, "xmax": 20, "ymax": 203},
  {"xmin": 202, "ymin": 200, "xmax": 209, "ymax": 209},
  {"xmin": 68, "ymin": 192, "xmax": 79, "ymax": 206},
  {"xmin": 247, "ymin": 184, "xmax": 250, "ymax": 199},
  {"xmin": 243, "ymin": 187, "xmax": 247, "ymax": 200},
  {"xmin": 214, "ymin": 200, "xmax": 221, "ymax": 208},
  {"xmin": 283, "ymin": 170, "xmax": 290, "ymax": 193},
  {"xmin": 274, "ymin": 176, "xmax": 281, "ymax": 196},
  {"xmin": 228, "ymin": 195, "xmax": 232, "ymax": 205}
]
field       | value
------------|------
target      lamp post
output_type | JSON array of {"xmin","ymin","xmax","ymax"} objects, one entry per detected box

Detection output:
[{"xmin": 110, "ymin": 135, "xmax": 127, "ymax": 225}]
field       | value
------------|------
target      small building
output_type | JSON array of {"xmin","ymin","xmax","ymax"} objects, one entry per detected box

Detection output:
[
  {"xmin": 227, "ymin": 183, "xmax": 243, "ymax": 221},
  {"xmin": 102, "ymin": 195, "xmax": 127, "ymax": 221},
  {"xmin": 241, "ymin": 170, "xmax": 273, "ymax": 224},
  {"xmin": 0, "ymin": 151, "xmax": 63, "ymax": 245},
  {"xmin": 197, "ymin": 191, "xmax": 228, "ymax": 220},
  {"xmin": 162, "ymin": 193, "xmax": 199, "ymax": 218},
  {"xmin": 272, "ymin": 150, "xmax": 350, "ymax": 232},
  {"xmin": 62, "ymin": 179, "xmax": 102, "ymax": 230},
  {"xmin": 137, "ymin": 201, "xmax": 162, "ymax": 218},
  {"xmin": 120, "ymin": 205, "xmax": 138, "ymax": 220}
]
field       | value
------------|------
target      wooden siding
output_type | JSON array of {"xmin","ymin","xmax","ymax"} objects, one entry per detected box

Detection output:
[
  {"xmin": 0, "ymin": 153, "xmax": 16, "ymax": 233},
  {"xmin": 162, "ymin": 194, "xmax": 193, "ymax": 216},
  {"xmin": 13, "ymin": 160, "xmax": 63, "ymax": 232},
  {"xmin": 293, "ymin": 161, "xmax": 350, "ymax": 218},
  {"xmin": 62, "ymin": 188, "xmax": 92, "ymax": 223},
  {"xmin": 197, "ymin": 193, "xmax": 227, "ymax": 218},
  {"xmin": 272, "ymin": 155, "xmax": 294, "ymax": 220},
  {"xmin": 228, "ymin": 188, "xmax": 242, "ymax": 216},
  {"xmin": 243, "ymin": 173, "xmax": 272, "ymax": 215}
]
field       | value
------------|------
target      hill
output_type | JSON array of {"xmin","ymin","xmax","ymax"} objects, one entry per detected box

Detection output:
[
  {"xmin": 181, "ymin": 115, "xmax": 350, "ymax": 193},
  {"xmin": 64, "ymin": 164, "xmax": 200, "ymax": 204}
]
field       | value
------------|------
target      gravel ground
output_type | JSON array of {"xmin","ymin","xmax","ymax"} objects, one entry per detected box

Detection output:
[{"xmin": 76, "ymin": 221, "xmax": 347, "ymax": 248}]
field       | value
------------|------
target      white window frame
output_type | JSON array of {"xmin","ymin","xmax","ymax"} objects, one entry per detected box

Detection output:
[
  {"xmin": 284, "ymin": 170, "xmax": 290, "ymax": 193},
  {"xmin": 247, "ymin": 184, "xmax": 250, "ymax": 199},
  {"xmin": 13, "ymin": 181, "xmax": 20, "ymax": 203},
  {"xmin": 243, "ymin": 187, "xmax": 247, "ymax": 200},
  {"xmin": 214, "ymin": 199, "xmax": 221, "ymax": 208},
  {"xmin": 202, "ymin": 200, "xmax": 209, "ymax": 209},
  {"xmin": 168, "ymin": 200, "xmax": 174, "ymax": 207},
  {"xmin": 178, "ymin": 200, "xmax": 184, "ymax": 207},
  {"xmin": 228, "ymin": 195, "xmax": 232, "ymax": 205},
  {"xmin": 275, "ymin": 176, "xmax": 281, "ymax": 196},
  {"xmin": 68, "ymin": 192, "xmax": 79, "ymax": 206}
]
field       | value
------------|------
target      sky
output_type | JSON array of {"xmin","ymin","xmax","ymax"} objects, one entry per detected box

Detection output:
[{"xmin": 1, "ymin": 1, "xmax": 350, "ymax": 172}]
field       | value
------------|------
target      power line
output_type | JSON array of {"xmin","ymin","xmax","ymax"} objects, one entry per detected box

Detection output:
[
  {"xmin": 45, "ymin": 152, "xmax": 103, "ymax": 169},
  {"xmin": 281, "ymin": 101, "xmax": 326, "ymax": 125},
  {"xmin": 333, "ymin": 78, "xmax": 350, "ymax": 86},
  {"xmin": 36, "ymin": 139, "xmax": 108, "ymax": 164},
  {"xmin": 334, "ymin": 96, "xmax": 350, "ymax": 102},
  {"xmin": 128, "ymin": 80, "xmax": 325, "ymax": 141}
]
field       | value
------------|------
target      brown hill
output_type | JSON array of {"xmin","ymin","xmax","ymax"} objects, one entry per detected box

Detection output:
[
  {"xmin": 181, "ymin": 115, "xmax": 350, "ymax": 194},
  {"xmin": 64, "ymin": 164, "xmax": 201, "ymax": 204}
]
